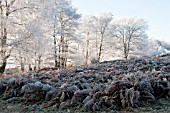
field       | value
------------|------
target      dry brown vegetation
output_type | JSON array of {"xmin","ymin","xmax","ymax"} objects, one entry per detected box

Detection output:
[{"xmin": 0, "ymin": 54, "xmax": 170, "ymax": 112}]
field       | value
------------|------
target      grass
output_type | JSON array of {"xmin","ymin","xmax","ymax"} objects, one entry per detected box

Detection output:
[{"xmin": 0, "ymin": 97, "xmax": 170, "ymax": 113}]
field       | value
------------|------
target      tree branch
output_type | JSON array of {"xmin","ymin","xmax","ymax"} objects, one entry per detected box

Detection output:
[{"xmin": 9, "ymin": 7, "xmax": 29, "ymax": 15}]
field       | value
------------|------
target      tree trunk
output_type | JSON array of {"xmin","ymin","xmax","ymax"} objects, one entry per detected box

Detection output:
[
  {"xmin": 95, "ymin": 32, "xmax": 98, "ymax": 58},
  {"xmin": 34, "ymin": 52, "xmax": 37, "ymax": 70},
  {"xmin": 98, "ymin": 35, "xmax": 104, "ymax": 61},
  {"xmin": 59, "ymin": 35, "xmax": 65, "ymax": 68},
  {"xmin": 85, "ymin": 32, "xmax": 90, "ymax": 65},
  {"xmin": 124, "ymin": 54, "xmax": 128, "ymax": 60},
  {"xmin": 0, "ymin": 3, "xmax": 9, "ymax": 74},
  {"xmin": 0, "ymin": 59, "xmax": 7, "ymax": 73},
  {"xmin": 57, "ymin": 45, "xmax": 61, "ymax": 67},
  {"xmin": 20, "ymin": 57, "xmax": 25, "ymax": 71},
  {"xmin": 53, "ymin": 23, "xmax": 59, "ymax": 68},
  {"xmin": 85, "ymin": 49, "xmax": 89, "ymax": 65},
  {"xmin": 54, "ymin": 37, "xmax": 58, "ymax": 67},
  {"xmin": 64, "ymin": 40, "xmax": 68, "ymax": 67},
  {"xmin": 21, "ymin": 63, "xmax": 25, "ymax": 71},
  {"xmin": 0, "ymin": 28, "xmax": 8, "ymax": 74},
  {"xmin": 38, "ymin": 55, "xmax": 41, "ymax": 70},
  {"xmin": 123, "ymin": 43, "xmax": 128, "ymax": 60}
]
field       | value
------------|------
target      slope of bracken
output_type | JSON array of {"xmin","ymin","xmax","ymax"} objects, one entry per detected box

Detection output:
[{"xmin": 0, "ymin": 53, "xmax": 170, "ymax": 112}]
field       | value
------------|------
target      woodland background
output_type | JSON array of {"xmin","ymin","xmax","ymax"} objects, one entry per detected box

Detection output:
[{"xmin": 0, "ymin": 0, "xmax": 170, "ymax": 73}]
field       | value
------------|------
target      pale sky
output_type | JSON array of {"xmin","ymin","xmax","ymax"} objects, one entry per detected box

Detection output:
[{"xmin": 72, "ymin": 0, "xmax": 170, "ymax": 42}]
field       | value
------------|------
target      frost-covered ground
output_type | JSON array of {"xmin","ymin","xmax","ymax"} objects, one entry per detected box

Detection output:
[{"xmin": 0, "ymin": 54, "xmax": 170, "ymax": 112}]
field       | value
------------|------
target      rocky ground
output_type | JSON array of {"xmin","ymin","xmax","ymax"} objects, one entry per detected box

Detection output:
[{"xmin": 0, "ymin": 54, "xmax": 170, "ymax": 113}]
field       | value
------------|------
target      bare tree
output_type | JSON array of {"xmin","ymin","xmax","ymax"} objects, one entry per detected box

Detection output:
[
  {"xmin": 95, "ymin": 13, "xmax": 113, "ymax": 61},
  {"xmin": 112, "ymin": 17, "xmax": 148, "ymax": 60},
  {"xmin": 43, "ymin": 0, "xmax": 80, "ymax": 68},
  {"xmin": 0, "ymin": 0, "xmax": 28, "ymax": 73},
  {"xmin": 79, "ymin": 15, "xmax": 97, "ymax": 64},
  {"xmin": 58, "ymin": 1, "xmax": 80, "ymax": 67}
]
